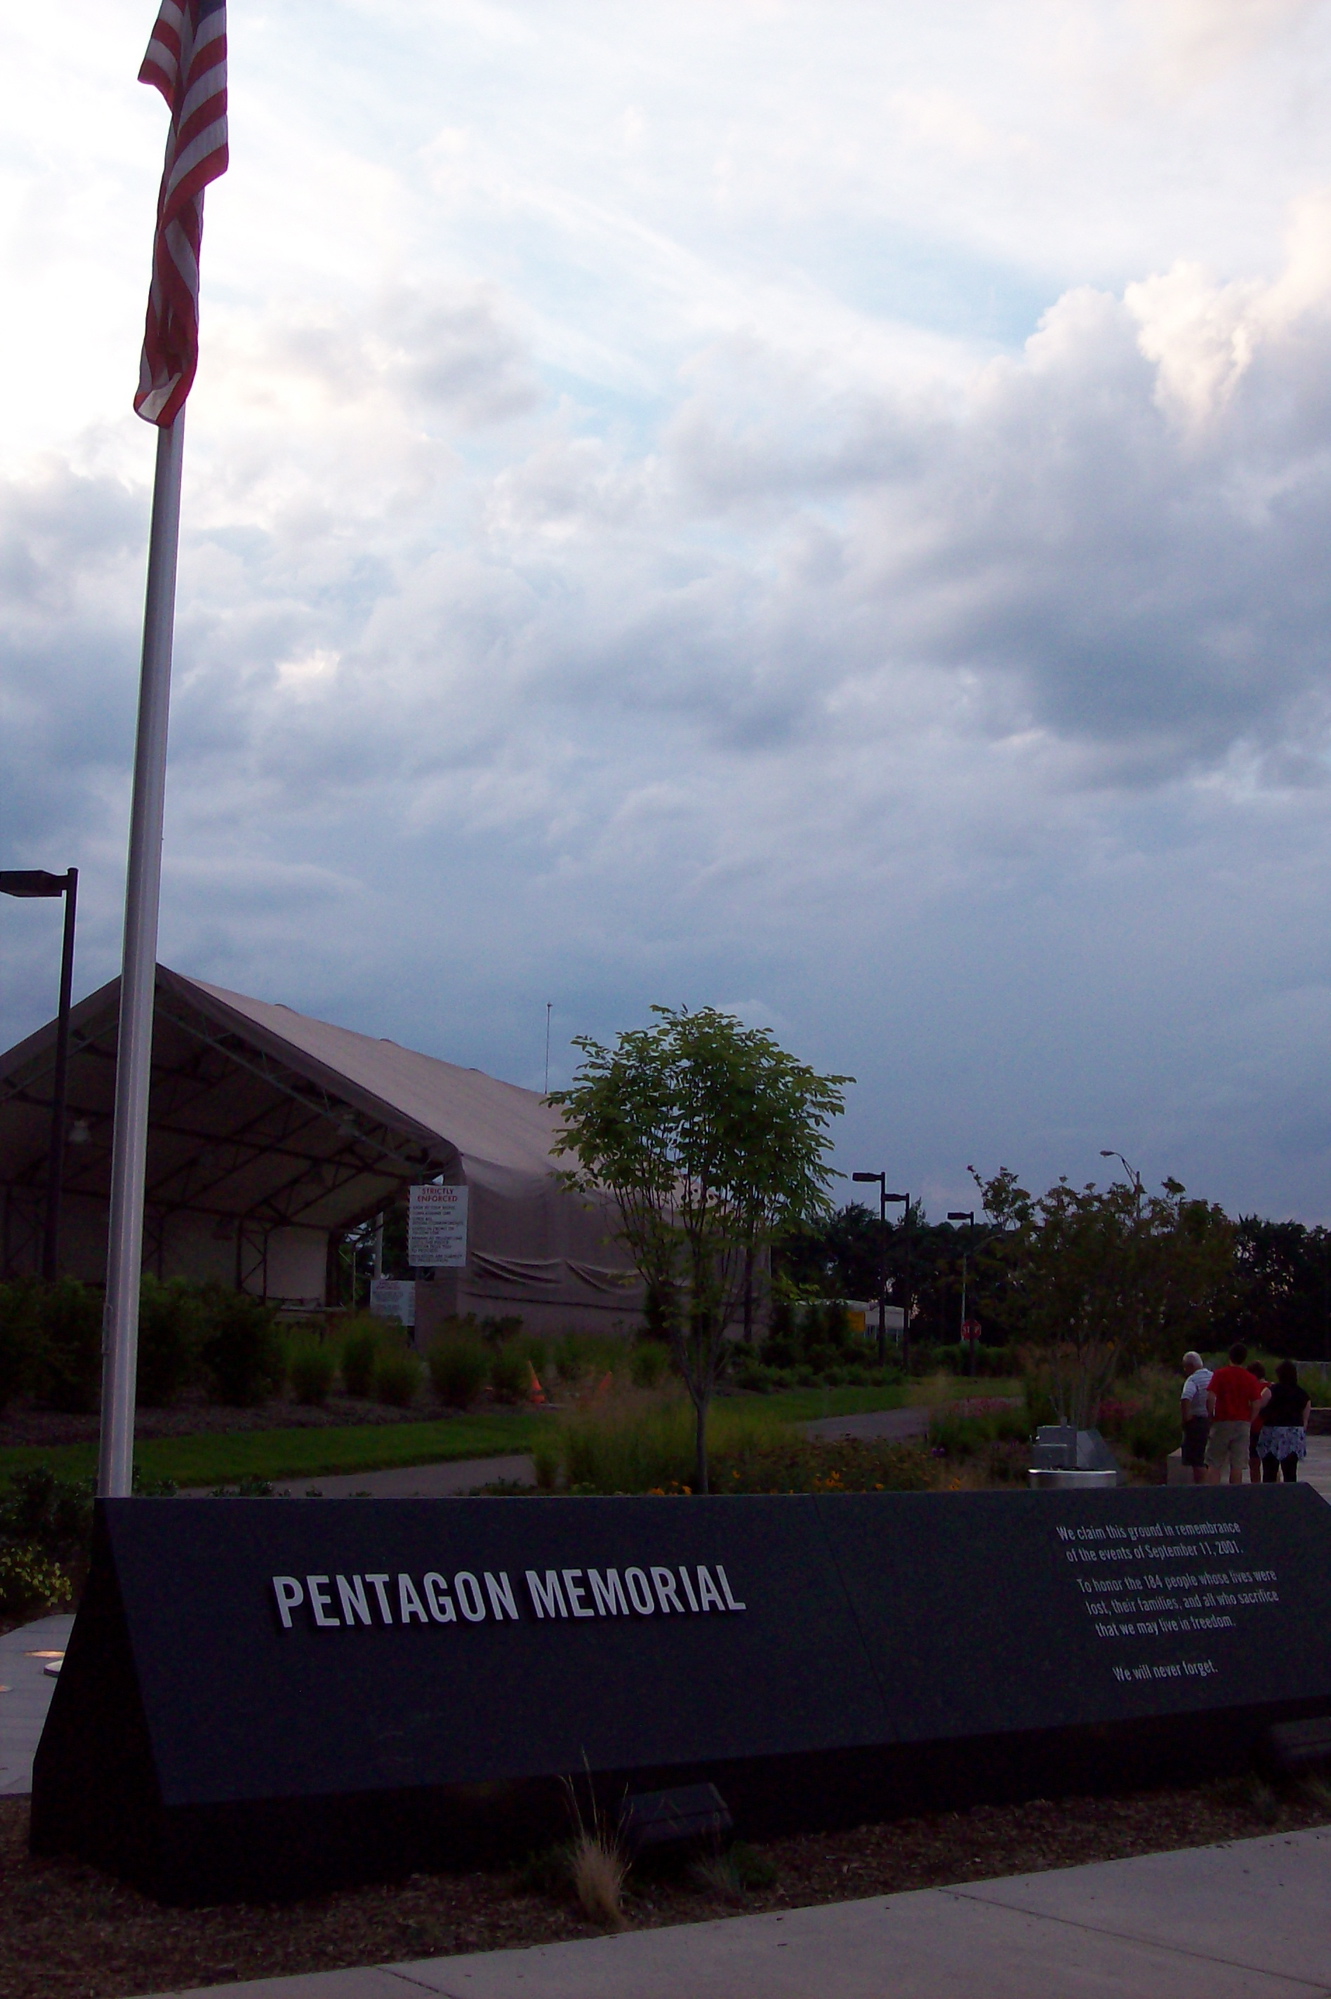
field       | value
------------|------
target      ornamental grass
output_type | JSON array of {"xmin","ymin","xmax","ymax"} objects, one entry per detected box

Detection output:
[{"xmin": 533, "ymin": 1393, "xmax": 939, "ymax": 1495}]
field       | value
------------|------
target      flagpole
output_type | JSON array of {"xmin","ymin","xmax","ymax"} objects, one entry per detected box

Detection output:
[{"xmin": 98, "ymin": 410, "xmax": 186, "ymax": 1500}]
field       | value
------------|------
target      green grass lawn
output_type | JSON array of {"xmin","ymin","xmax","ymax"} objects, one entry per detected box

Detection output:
[
  {"xmin": 905, "ymin": 1375, "xmax": 1023, "ymax": 1404},
  {"xmin": 734, "ymin": 1379, "xmax": 1020, "ymax": 1425},
  {"xmin": 736, "ymin": 1383, "xmax": 907, "ymax": 1424},
  {"xmin": 0, "ymin": 1410, "xmax": 551, "ymax": 1490}
]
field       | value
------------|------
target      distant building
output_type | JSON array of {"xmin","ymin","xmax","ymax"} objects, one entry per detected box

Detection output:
[{"xmin": 0, "ymin": 966, "xmax": 642, "ymax": 1337}]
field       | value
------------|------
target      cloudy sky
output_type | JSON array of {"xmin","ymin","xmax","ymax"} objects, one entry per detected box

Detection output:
[{"xmin": 5, "ymin": 0, "xmax": 1331, "ymax": 1222}]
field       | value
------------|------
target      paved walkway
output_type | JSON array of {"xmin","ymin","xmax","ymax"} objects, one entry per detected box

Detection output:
[
  {"xmin": 0, "ymin": 1610, "xmax": 74, "ymax": 1796},
  {"xmin": 179, "ymin": 1457, "xmax": 538, "ymax": 1501},
  {"xmin": 1168, "ymin": 1434, "xmax": 1331, "ymax": 1499},
  {"xmin": 150, "ymin": 1826, "xmax": 1331, "ymax": 1998},
  {"xmin": 802, "ymin": 1406, "xmax": 930, "ymax": 1443}
]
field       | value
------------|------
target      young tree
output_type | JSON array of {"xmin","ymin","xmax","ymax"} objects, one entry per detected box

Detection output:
[
  {"xmin": 550, "ymin": 1006, "xmax": 850, "ymax": 1491},
  {"xmin": 970, "ymin": 1164, "xmax": 1235, "ymax": 1424}
]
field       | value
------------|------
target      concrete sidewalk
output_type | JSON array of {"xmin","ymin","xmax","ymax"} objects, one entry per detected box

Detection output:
[
  {"xmin": 0, "ymin": 1610, "xmax": 74, "ymax": 1796},
  {"xmin": 801, "ymin": 1406, "xmax": 930, "ymax": 1443},
  {"xmin": 179, "ymin": 1457, "xmax": 538, "ymax": 1501},
  {"xmin": 150, "ymin": 1826, "xmax": 1331, "ymax": 1999}
]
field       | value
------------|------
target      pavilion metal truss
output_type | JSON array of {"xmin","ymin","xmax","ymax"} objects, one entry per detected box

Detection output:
[{"xmin": 0, "ymin": 976, "xmax": 452, "ymax": 1288}]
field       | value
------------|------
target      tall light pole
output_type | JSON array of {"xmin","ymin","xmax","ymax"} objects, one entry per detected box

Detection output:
[
  {"xmin": 1, "ymin": 868, "xmax": 78, "ymax": 1281},
  {"xmin": 889, "ymin": 1192, "xmax": 911, "ymax": 1371},
  {"xmin": 1100, "ymin": 1149, "xmax": 1142, "ymax": 1212},
  {"xmin": 855, "ymin": 1172, "xmax": 910, "ymax": 1366},
  {"xmin": 949, "ymin": 1209, "xmax": 975, "ymax": 1374},
  {"xmin": 1101, "ymin": 1149, "xmax": 1145, "ymax": 1354},
  {"xmin": 852, "ymin": 1171, "xmax": 887, "ymax": 1362}
]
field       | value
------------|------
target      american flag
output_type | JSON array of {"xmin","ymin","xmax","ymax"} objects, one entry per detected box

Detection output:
[{"xmin": 135, "ymin": 0, "xmax": 228, "ymax": 426}]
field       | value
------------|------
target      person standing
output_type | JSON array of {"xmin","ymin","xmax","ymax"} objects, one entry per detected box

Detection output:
[
  {"xmin": 1206, "ymin": 1343, "xmax": 1270, "ymax": 1485},
  {"xmin": 1256, "ymin": 1360, "xmax": 1312, "ymax": 1483},
  {"xmin": 1247, "ymin": 1362, "xmax": 1268, "ymax": 1483},
  {"xmin": 1179, "ymin": 1351, "xmax": 1213, "ymax": 1486}
]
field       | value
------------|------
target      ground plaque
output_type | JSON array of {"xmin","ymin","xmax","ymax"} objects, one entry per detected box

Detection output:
[{"xmin": 31, "ymin": 1487, "xmax": 1331, "ymax": 1901}]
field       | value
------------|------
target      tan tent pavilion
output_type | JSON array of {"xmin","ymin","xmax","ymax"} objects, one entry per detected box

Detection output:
[{"xmin": 0, "ymin": 966, "xmax": 642, "ymax": 1337}]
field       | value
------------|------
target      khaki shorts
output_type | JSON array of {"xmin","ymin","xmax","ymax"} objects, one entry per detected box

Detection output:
[{"xmin": 1206, "ymin": 1419, "xmax": 1250, "ymax": 1473}]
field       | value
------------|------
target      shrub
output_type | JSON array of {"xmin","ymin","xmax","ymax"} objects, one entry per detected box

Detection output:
[
  {"xmin": 200, "ymin": 1290, "xmax": 285, "ymax": 1406},
  {"xmin": 516, "ymin": 1332, "xmax": 549, "ymax": 1375},
  {"xmin": 28, "ymin": 1278, "xmax": 103, "ymax": 1414},
  {"xmin": 929, "ymin": 1404, "xmax": 1030, "ymax": 1459},
  {"xmin": 374, "ymin": 1347, "xmax": 423, "ymax": 1407},
  {"xmin": 630, "ymin": 1340, "xmax": 670, "ymax": 1389},
  {"xmin": 0, "ymin": 1542, "xmax": 73, "ymax": 1614},
  {"xmin": 759, "ymin": 1296, "xmax": 877, "ymax": 1378},
  {"xmin": 137, "ymin": 1275, "xmax": 204, "ymax": 1405},
  {"xmin": 0, "ymin": 1466, "xmax": 93, "ymax": 1559},
  {"xmin": 551, "ymin": 1331, "xmax": 625, "ymax": 1385},
  {"xmin": 428, "ymin": 1338, "xmax": 489, "ymax": 1409},
  {"xmin": 340, "ymin": 1321, "xmax": 380, "ymax": 1398},
  {"xmin": 479, "ymin": 1314, "xmax": 525, "ymax": 1346},
  {"xmin": 489, "ymin": 1344, "xmax": 530, "ymax": 1404},
  {"xmin": 730, "ymin": 1841, "xmax": 778, "ymax": 1889},
  {"xmin": 1097, "ymin": 1373, "xmax": 1182, "ymax": 1466},
  {"xmin": 929, "ymin": 1342, "xmax": 1016, "ymax": 1379},
  {"xmin": 289, "ymin": 1337, "xmax": 336, "ymax": 1405},
  {"xmin": 0, "ymin": 1280, "xmax": 39, "ymax": 1414}
]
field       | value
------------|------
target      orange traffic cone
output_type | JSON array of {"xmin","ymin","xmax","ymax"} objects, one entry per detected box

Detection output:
[{"xmin": 527, "ymin": 1361, "xmax": 547, "ymax": 1407}]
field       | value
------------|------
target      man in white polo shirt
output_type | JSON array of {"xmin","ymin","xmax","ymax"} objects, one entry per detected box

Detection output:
[{"xmin": 1179, "ymin": 1351, "xmax": 1212, "ymax": 1486}]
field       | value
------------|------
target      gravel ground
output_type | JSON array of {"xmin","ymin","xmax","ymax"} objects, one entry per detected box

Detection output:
[{"xmin": 1, "ymin": 1780, "xmax": 1326, "ymax": 1999}]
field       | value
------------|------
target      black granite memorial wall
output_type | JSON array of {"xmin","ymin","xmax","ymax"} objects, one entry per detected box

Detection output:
[{"xmin": 30, "ymin": 1486, "xmax": 1331, "ymax": 1901}]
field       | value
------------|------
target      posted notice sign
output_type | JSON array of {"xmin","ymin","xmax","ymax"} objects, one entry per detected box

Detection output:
[
  {"xmin": 408, "ymin": 1183, "xmax": 468, "ymax": 1267},
  {"xmin": 368, "ymin": 1279, "xmax": 415, "ymax": 1328}
]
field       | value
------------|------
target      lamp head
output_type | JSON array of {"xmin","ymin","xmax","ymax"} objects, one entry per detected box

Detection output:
[
  {"xmin": 0, "ymin": 869, "xmax": 67, "ymax": 899},
  {"xmin": 851, "ymin": 1171, "xmax": 882, "ymax": 1183}
]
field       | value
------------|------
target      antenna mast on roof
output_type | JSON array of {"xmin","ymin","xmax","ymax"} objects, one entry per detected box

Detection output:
[{"xmin": 544, "ymin": 1002, "xmax": 552, "ymax": 1096}]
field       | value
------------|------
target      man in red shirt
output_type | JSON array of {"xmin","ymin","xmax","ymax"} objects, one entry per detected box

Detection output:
[{"xmin": 1206, "ymin": 1343, "xmax": 1270, "ymax": 1485}]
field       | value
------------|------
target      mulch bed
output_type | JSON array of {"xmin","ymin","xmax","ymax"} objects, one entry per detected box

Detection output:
[{"xmin": 2, "ymin": 1780, "xmax": 1326, "ymax": 1999}]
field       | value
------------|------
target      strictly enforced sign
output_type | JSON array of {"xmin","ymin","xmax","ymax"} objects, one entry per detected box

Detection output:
[
  {"xmin": 273, "ymin": 1561, "xmax": 747, "ymax": 1630},
  {"xmin": 407, "ymin": 1183, "xmax": 467, "ymax": 1267}
]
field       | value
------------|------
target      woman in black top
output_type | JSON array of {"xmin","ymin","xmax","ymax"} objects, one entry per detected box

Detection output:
[{"xmin": 1256, "ymin": 1361, "xmax": 1312, "ymax": 1482}]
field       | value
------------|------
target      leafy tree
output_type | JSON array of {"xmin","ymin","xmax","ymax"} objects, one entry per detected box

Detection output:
[
  {"xmin": 1224, "ymin": 1218, "xmax": 1331, "ymax": 1359},
  {"xmin": 970, "ymin": 1164, "xmax": 1234, "ymax": 1424},
  {"xmin": 551, "ymin": 1006, "xmax": 850, "ymax": 1490}
]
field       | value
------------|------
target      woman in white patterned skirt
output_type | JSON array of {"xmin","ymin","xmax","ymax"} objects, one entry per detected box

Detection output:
[{"xmin": 1255, "ymin": 1360, "xmax": 1311, "ymax": 1483}]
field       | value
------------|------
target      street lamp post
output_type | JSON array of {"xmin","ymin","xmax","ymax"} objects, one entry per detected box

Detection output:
[
  {"xmin": 1, "ymin": 868, "xmax": 79, "ymax": 1281},
  {"xmin": 852, "ymin": 1171, "xmax": 887, "ymax": 1362},
  {"xmin": 948, "ymin": 1209, "xmax": 975, "ymax": 1374},
  {"xmin": 855, "ymin": 1171, "xmax": 909, "ymax": 1366},
  {"xmin": 889, "ymin": 1192, "xmax": 911, "ymax": 1371},
  {"xmin": 1101, "ymin": 1149, "xmax": 1145, "ymax": 1352},
  {"xmin": 1100, "ymin": 1149, "xmax": 1143, "ymax": 1211}
]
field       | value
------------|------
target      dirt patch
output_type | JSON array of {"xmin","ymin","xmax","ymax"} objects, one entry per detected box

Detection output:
[{"xmin": 1, "ymin": 1780, "xmax": 1326, "ymax": 1999}]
